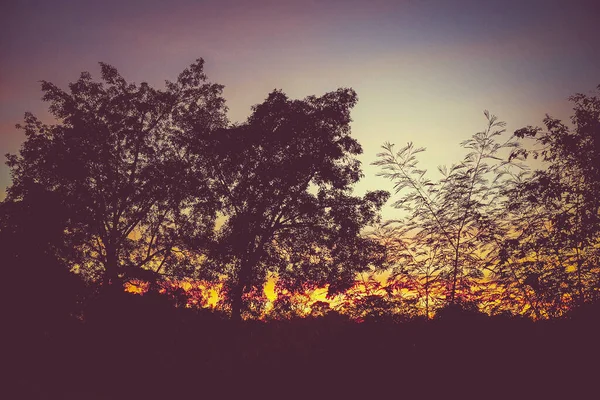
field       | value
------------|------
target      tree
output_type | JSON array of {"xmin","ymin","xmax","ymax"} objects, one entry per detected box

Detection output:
[
  {"xmin": 374, "ymin": 112, "xmax": 521, "ymax": 312},
  {"xmin": 5, "ymin": 58, "xmax": 227, "ymax": 289},
  {"xmin": 498, "ymin": 85, "xmax": 600, "ymax": 315},
  {"xmin": 198, "ymin": 89, "xmax": 389, "ymax": 320},
  {"xmin": 0, "ymin": 185, "xmax": 86, "ymax": 335}
]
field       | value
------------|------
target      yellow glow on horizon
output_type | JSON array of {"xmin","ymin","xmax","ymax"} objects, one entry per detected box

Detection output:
[
  {"xmin": 264, "ymin": 278, "xmax": 276, "ymax": 302},
  {"xmin": 120, "ymin": 266, "xmax": 584, "ymax": 320}
]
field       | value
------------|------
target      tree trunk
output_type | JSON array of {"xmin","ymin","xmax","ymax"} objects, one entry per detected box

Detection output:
[
  {"xmin": 103, "ymin": 244, "xmax": 121, "ymax": 291},
  {"xmin": 230, "ymin": 229, "xmax": 271, "ymax": 321},
  {"xmin": 576, "ymin": 254, "xmax": 584, "ymax": 307},
  {"xmin": 425, "ymin": 276, "xmax": 430, "ymax": 320},
  {"xmin": 230, "ymin": 283, "xmax": 245, "ymax": 322},
  {"xmin": 230, "ymin": 259, "xmax": 251, "ymax": 322},
  {"xmin": 450, "ymin": 246, "xmax": 460, "ymax": 304}
]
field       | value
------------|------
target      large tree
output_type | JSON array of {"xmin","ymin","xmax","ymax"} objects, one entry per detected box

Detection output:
[
  {"xmin": 5, "ymin": 59, "xmax": 227, "ymax": 288},
  {"xmin": 497, "ymin": 85, "xmax": 600, "ymax": 316},
  {"xmin": 198, "ymin": 89, "xmax": 389, "ymax": 320}
]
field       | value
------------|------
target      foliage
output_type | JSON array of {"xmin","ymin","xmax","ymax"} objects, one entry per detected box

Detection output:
[
  {"xmin": 334, "ymin": 274, "xmax": 419, "ymax": 322},
  {"xmin": 4, "ymin": 54, "xmax": 598, "ymax": 323},
  {"xmin": 497, "ymin": 85, "xmax": 600, "ymax": 316},
  {"xmin": 0, "ymin": 188, "xmax": 87, "ymax": 333},
  {"xmin": 374, "ymin": 111, "xmax": 521, "ymax": 311},
  {"xmin": 198, "ymin": 88, "xmax": 389, "ymax": 319},
  {"xmin": 5, "ymin": 59, "xmax": 227, "ymax": 288}
]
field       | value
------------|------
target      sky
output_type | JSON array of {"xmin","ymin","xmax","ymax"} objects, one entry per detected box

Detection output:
[{"xmin": 1, "ymin": 0, "xmax": 599, "ymax": 219}]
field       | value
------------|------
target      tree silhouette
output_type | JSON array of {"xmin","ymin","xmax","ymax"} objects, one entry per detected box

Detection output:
[
  {"xmin": 371, "ymin": 224, "xmax": 447, "ymax": 318},
  {"xmin": 498, "ymin": 85, "xmax": 600, "ymax": 315},
  {"xmin": 198, "ymin": 89, "xmax": 389, "ymax": 320},
  {"xmin": 374, "ymin": 112, "xmax": 521, "ymax": 311},
  {"xmin": 5, "ymin": 59, "xmax": 227, "ymax": 290},
  {"xmin": 334, "ymin": 272, "xmax": 419, "ymax": 322},
  {"xmin": 0, "ymin": 185, "xmax": 85, "ymax": 335}
]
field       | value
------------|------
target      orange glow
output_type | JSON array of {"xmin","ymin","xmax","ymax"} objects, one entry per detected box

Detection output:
[
  {"xmin": 120, "ymin": 266, "xmax": 587, "ymax": 320},
  {"xmin": 124, "ymin": 280, "xmax": 149, "ymax": 294}
]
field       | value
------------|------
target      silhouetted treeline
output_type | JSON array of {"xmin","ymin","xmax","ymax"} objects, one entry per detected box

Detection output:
[
  {"xmin": 2, "ymin": 57, "xmax": 599, "ymax": 325},
  {"xmin": 2, "ymin": 58, "xmax": 599, "ymax": 399},
  {"xmin": 1, "ymin": 58, "xmax": 387, "ymax": 324},
  {"xmin": 1, "ymin": 58, "xmax": 599, "ymax": 324}
]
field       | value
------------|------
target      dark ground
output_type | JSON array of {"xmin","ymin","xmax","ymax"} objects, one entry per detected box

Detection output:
[{"xmin": 4, "ymin": 293, "xmax": 600, "ymax": 400}]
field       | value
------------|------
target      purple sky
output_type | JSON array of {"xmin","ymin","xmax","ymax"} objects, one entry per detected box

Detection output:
[{"xmin": 1, "ymin": 0, "xmax": 599, "ymax": 217}]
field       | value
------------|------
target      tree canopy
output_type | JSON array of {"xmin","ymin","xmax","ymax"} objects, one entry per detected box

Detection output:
[
  {"xmin": 5, "ymin": 59, "xmax": 227, "ymax": 288},
  {"xmin": 3, "ymin": 60, "xmax": 388, "ymax": 320},
  {"xmin": 3, "ymin": 56, "xmax": 598, "ymax": 322},
  {"xmin": 199, "ymin": 89, "xmax": 389, "ymax": 320},
  {"xmin": 497, "ymin": 85, "xmax": 600, "ymax": 316}
]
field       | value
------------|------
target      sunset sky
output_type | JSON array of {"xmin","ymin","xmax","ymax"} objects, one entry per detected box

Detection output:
[{"xmin": 1, "ymin": 0, "xmax": 598, "ymax": 218}]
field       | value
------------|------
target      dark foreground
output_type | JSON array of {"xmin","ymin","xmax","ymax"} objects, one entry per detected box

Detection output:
[{"xmin": 5, "ymin": 294, "xmax": 600, "ymax": 399}]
